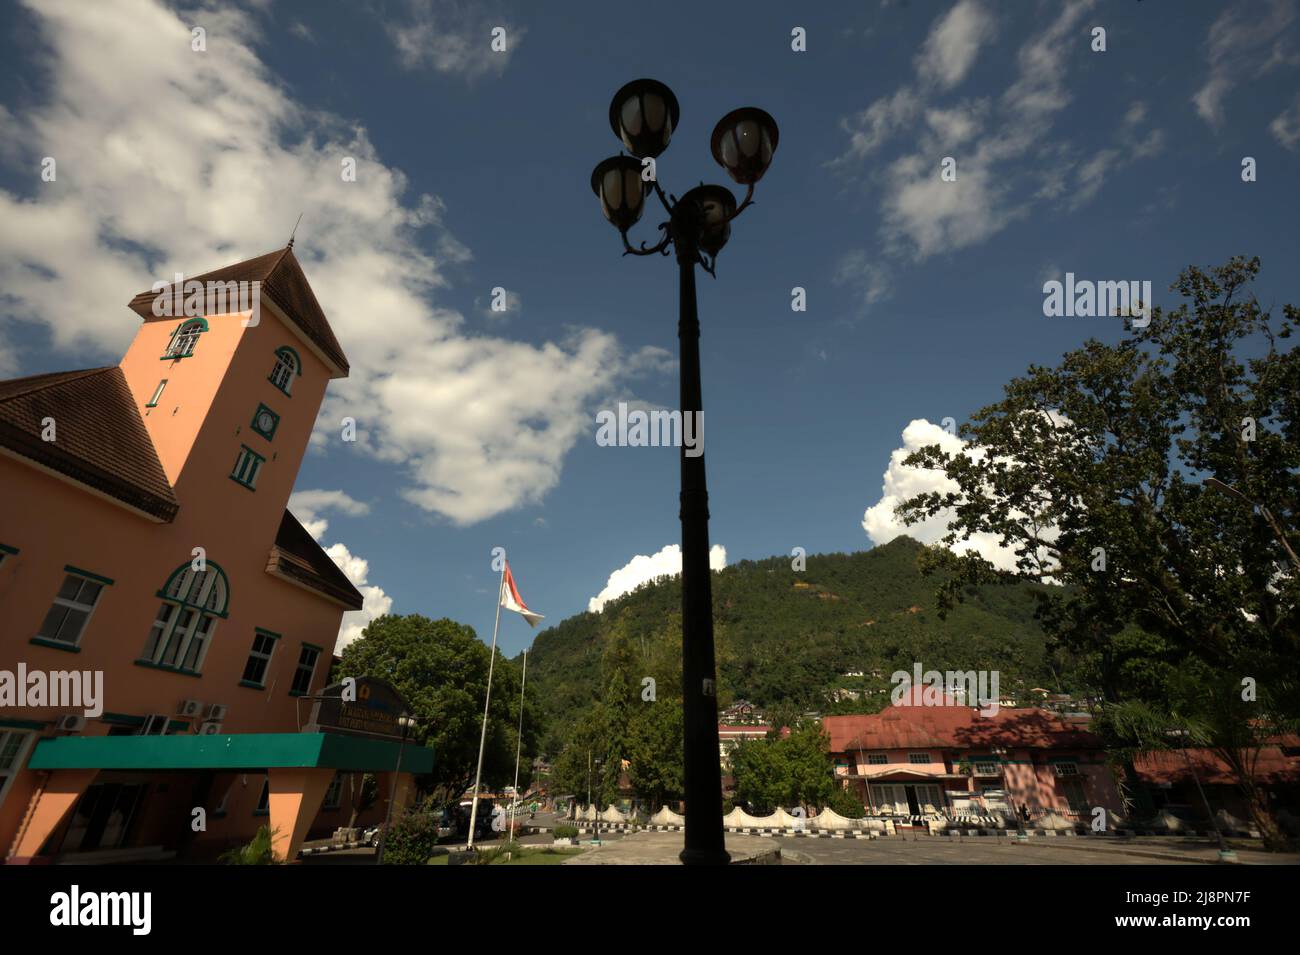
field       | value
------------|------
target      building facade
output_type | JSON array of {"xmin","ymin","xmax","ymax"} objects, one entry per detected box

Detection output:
[
  {"xmin": 823, "ymin": 700, "xmax": 1123, "ymax": 824},
  {"xmin": 0, "ymin": 246, "xmax": 425, "ymax": 863}
]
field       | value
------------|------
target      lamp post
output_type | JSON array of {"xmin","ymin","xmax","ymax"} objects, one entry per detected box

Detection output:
[
  {"xmin": 992, "ymin": 745, "xmax": 1027, "ymax": 841},
  {"xmin": 375, "ymin": 713, "xmax": 417, "ymax": 865},
  {"xmin": 590, "ymin": 78, "xmax": 778, "ymax": 867},
  {"xmin": 1167, "ymin": 728, "xmax": 1237, "ymax": 863}
]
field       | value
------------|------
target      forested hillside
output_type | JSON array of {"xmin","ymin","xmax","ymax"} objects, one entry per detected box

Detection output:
[{"xmin": 524, "ymin": 536, "xmax": 1074, "ymax": 753}]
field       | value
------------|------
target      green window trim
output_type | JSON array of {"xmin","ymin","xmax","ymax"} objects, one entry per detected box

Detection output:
[
  {"xmin": 250, "ymin": 403, "xmax": 280, "ymax": 441},
  {"xmin": 239, "ymin": 679, "xmax": 267, "ymax": 690},
  {"xmin": 0, "ymin": 718, "xmax": 48, "ymax": 730},
  {"xmin": 300, "ymin": 642, "xmax": 325, "ymax": 653},
  {"xmin": 161, "ymin": 318, "xmax": 208, "ymax": 360},
  {"xmin": 64, "ymin": 565, "xmax": 114, "ymax": 586},
  {"xmin": 0, "ymin": 543, "xmax": 19, "ymax": 555},
  {"xmin": 133, "ymin": 658, "xmax": 202, "ymax": 678},
  {"xmin": 155, "ymin": 560, "xmax": 230, "ymax": 617},
  {"xmin": 30, "ymin": 637, "xmax": 82, "ymax": 653},
  {"xmin": 146, "ymin": 379, "xmax": 168, "ymax": 408},
  {"xmin": 230, "ymin": 445, "xmax": 266, "ymax": 491},
  {"xmin": 268, "ymin": 346, "xmax": 302, "ymax": 396},
  {"xmin": 254, "ymin": 627, "xmax": 282, "ymax": 639}
]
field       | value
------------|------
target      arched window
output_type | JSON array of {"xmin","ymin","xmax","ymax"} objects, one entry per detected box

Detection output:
[
  {"xmin": 163, "ymin": 318, "xmax": 208, "ymax": 359},
  {"xmin": 140, "ymin": 562, "xmax": 229, "ymax": 673},
  {"xmin": 268, "ymin": 346, "xmax": 301, "ymax": 396}
]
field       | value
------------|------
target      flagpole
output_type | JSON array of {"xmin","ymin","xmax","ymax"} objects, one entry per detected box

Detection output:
[
  {"xmin": 510, "ymin": 649, "xmax": 528, "ymax": 834},
  {"xmin": 467, "ymin": 562, "xmax": 506, "ymax": 850}
]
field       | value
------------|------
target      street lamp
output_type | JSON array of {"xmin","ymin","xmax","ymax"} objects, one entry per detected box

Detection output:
[
  {"xmin": 591, "ymin": 79, "xmax": 779, "ymax": 866},
  {"xmin": 1166, "ymin": 728, "xmax": 1237, "ymax": 863},
  {"xmin": 991, "ymin": 745, "xmax": 1028, "ymax": 841},
  {"xmin": 375, "ymin": 713, "xmax": 417, "ymax": 865}
]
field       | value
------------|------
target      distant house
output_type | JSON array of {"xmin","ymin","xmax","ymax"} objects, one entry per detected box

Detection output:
[{"xmin": 822, "ymin": 700, "xmax": 1122, "ymax": 824}]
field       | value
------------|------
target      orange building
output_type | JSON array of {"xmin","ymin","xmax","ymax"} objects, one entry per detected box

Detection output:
[{"xmin": 0, "ymin": 245, "xmax": 429, "ymax": 863}]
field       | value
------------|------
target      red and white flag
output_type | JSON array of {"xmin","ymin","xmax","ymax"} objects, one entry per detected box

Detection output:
[{"xmin": 500, "ymin": 561, "xmax": 544, "ymax": 627}]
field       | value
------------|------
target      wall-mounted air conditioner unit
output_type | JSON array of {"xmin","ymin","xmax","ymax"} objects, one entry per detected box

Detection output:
[
  {"xmin": 57, "ymin": 714, "xmax": 86, "ymax": 732},
  {"xmin": 178, "ymin": 699, "xmax": 204, "ymax": 718},
  {"xmin": 198, "ymin": 721, "xmax": 223, "ymax": 736},
  {"xmin": 141, "ymin": 714, "xmax": 169, "ymax": 736},
  {"xmin": 207, "ymin": 703, "xmax": 228, "ymax": 721}
]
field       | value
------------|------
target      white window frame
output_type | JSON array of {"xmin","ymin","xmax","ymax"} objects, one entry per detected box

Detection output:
[
  {"xmin": 0, "ymin": 729, "xmax": 36, "ymax": 813},
  {"xmin": 866, "ymin": 753, "xmax": 888, "ymax": 765},
  {"xmin": 291, "ymin": 646, "xmax": 320, "ymax": 695},
  {"xmin": 147, "ymin": 379, "xmax": 168, "ymax": 408},
  {"xmin": 1053, "ymin": 760, "xmax": 1080, "ymax": 777},
  {"xmin": 908, "ymin": 752, "xmax": 932, "ymax": 765},
  {"xmin": 164, "ymin": 321, "xmax": 202, "ymax": 358},
  {"xmin": 37, "ymin": 572, "xmax": 107, "ymax": 647},
  {"xmin": 243, "ymin": 631, "xmax": 278, "ymax": 686},
  {"xmin": 973, "ymin": 760, "xmax": 1000, "ymax": 777},
  {"xmin": 269, "ymin": 351, "xmax": 297, "ymax": 395},
  {"xmin": 231, "ymin": 445, "xmax": 265, "ymax": 489},
  {"xmin": 140, "ymin": 567, "xmax": 225, "ymax": 673}
]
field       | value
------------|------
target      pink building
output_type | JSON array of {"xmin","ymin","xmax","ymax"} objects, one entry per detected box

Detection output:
[
  {"xmin": 823, "ymin": 701, "xmax": 1122, "ymax": 825},
  {"xmin": 0, "ymin": 246, "xmax": 428, "ymax": 863}
]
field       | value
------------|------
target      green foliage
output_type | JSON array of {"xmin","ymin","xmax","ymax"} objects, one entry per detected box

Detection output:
[
  {"xmin": 219, "ymin": 825, "xmax": 279, "ymax": 865},
  {"xmin": 730, "ymin": 722, "xmax": 836, "ymax": 814},
  {"xmin": 336, "ymin": 614, "xmax": 539, "ymax": 800},
  {"xmin": 894, "ymin": 256, "xmax": 1299, "ymax": 846},
  {"xmin": 528, "ymin": 539, "xmax": 1062, "ymax": 750},
  {"xmin": 553, "ymin": 824, "xmax": 579, "ymax": 839},
  {"xmin": 379, "ymin": 809, "xmax": 442, "ymax": 865},
  {"xmin": 826, "ymin": 785, "xmax": 866, "ymax": 819}
]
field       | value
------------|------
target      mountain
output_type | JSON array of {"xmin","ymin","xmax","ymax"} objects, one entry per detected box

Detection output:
[{"xmin": 524, "ymin": 536, "xmax": 1066, "ymax": 752}]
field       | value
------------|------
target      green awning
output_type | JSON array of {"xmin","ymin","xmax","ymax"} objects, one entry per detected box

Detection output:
[{"xmin": 28, "ymin": 732, "xmax": 434, "ymax": 774}]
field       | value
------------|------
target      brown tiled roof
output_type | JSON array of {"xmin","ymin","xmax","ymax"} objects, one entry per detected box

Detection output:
[
  {"xmin": 127, "ymin": 246, "xmax": 349, "ymax": 374},
  {"xmin": 825, "ymin": 701, "xmax": 1104, "ymax": 753},
  {"xmin": 267, "ymin": 509, "xmax": 364, "ymax": 610},
  {"xmin": 0, "ymin": 367, "xmax": 178, "ymax": 521}
]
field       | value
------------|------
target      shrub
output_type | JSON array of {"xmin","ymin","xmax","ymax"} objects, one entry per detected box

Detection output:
[
  {"xmin": 380, "ymin": 811, "xmax": 442, "ymax": 865},
  {"xmin": 826, "ymin": 786, "xmax": 867, "ymax": 819},
  {"xmin": 220, "ymin": 825, "xmax": 280, "ymax": 864},
  {"xmin": 554, "ymin": 824, "xmax": 579, "ymax": 840}
]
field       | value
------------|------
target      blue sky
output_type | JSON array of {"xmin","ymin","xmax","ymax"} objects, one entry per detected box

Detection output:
[{"xmin": 1, "ymin": 0, "xmax": 1297, "ymax": 657}]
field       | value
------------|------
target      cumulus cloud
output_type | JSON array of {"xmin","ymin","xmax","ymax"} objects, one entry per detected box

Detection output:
[
  {"xmin": 588, "ymin": 543, "xmax": 728, "ymax": 613},
  {"xmin": 0, "ymin": 0, "xmax": 657, "ymax": 526},
  {"xmin": 1271, "ymin": 92, "xmax": 1300, "ymax": 148},
  {"xmin": 288, "ymin": 488, "xmax": 371, "ymax": 540},
  {"xmin": 861, "ymin": 418, "xmax": 1057, "ymax": 574},
  {"xmin": 325, "ymin": 543, "xmax": 394, "ymax": 652},
  {"xmin": 288, "ymin": 489, "xmax": 389, "ymax": 651}
]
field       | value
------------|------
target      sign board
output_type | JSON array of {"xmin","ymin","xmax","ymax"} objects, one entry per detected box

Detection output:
[{"xmin": 305, "ymin": 677, "xmax": 408, "ymax": 741}]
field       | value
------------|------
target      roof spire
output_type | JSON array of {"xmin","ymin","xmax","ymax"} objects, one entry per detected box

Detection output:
[{"xmin": 287, "ymin": 212, "xmax": 303, "ymax": 249}]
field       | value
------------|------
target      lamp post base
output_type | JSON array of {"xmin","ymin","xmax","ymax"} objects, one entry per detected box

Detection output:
[{"xmin": 679, "ymin": 847, "xmax": 731, "ymax": 866}]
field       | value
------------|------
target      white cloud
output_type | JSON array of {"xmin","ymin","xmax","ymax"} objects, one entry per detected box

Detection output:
[
  {"xmin": 387, "ymin": 0, "xmax": 525, "ymax": 78},
  {"xmin": 289, "ymin": 488, "xmax": 371, "ymax": 539},
  {"xmin": 834, "ymin": 1, "xmax": 1113, "ymax": 263},
  {"xmin": 326, "ymin": 542, "xmax": 394, "ymax": 652},
  {"xmin": 0, "ymin": 0, "xmax": 658, "ymax": 527},
  {"xmin": 588, "ymin": 543, "xmax": 728, "ymax": 613},
  {"xmin": 917, "ymin": 0, "xmax": 996, "ymax": 90},
  {"xmin": 833, "ymin": 249, "xmax": 893, "ymax": 312},
  {"xmin": 288, "ymin": 490, "xmax": 388, "ymax": 650},
  {"xmin": 1192, "ymin": 0, "xmax": 1297, "ymax": 130},
  {"xmin": 861, "ymin": 418, "xmax": 1057, "ymax": 574},
  {"xmin": 1271, "ymin": 92, "xmax": 1300, "ymax": 148}
]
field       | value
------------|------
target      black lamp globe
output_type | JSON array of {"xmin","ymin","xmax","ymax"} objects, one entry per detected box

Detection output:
[
  {"xmin": 590, "ymin": 155, "xmax": 647, "ymax": 233},
  {"xmin": 609, "ymin": 78, "xmax": 680, "ymax": 159},
  {"xmin": 710, "ymin": 107, "xmax": 779, "ymax": 185},
  {"xmin": 680, "ymin": 185, "xmax": 737, "ymax": 256}
]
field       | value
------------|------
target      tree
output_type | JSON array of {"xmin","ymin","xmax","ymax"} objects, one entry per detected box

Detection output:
[
  {"xmin": 335, "ymin": 614, "xmax": 539, "ymax": 804},
  {"xmin": 895, "ymin": 256, "xmax": 1298, "ymax": 844},
  {"xmin": 627, "ymin": 699, "xmax": 684, "ymax": 809},
  {"xmin": 730, "ymin": 722, "xmax": 836, "ymax": 814}
]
